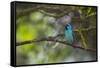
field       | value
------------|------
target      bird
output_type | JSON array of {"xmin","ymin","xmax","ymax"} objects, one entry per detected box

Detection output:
[
  {"xmin": 63, "ymin": 11, "xmax": 81, "ymax": 45},
  {"xmin": 64, "ymin": 23, "xmax": 74, "ymax": 44}
]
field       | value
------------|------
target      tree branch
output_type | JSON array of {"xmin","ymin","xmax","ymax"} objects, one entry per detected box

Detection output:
[
  {"xmin": 16, "ymin": 5, "xmax": 75, "ymax": 18},
  {"xmin": 38, "ymin": 9, "xmax": 68, "ymax": 18},
  {"xmin": 16, "ymin": 6, "xmax": 41, "ymax": 18},
  {"xmin": 16, "ymin": 26, "xmax": 96, "ymax": 52},
  {"xmin": 16, "ymin": 36, "xmax": 96, "ymax": 52}
]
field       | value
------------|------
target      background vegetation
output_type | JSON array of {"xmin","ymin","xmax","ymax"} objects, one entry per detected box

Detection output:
[{"xmin": 16, "ymin": 3, "xmax": 97, "ymax": 65}]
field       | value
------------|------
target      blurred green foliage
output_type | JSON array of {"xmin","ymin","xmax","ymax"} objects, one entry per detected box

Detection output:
[{"xmin": 16, "ymin": 3, "xmax": 97, "ymax": 65}]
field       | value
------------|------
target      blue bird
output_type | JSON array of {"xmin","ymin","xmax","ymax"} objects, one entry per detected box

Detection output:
[{"xmin": 64, "ymin": 23, "xmax": 74, "ymax": 44}]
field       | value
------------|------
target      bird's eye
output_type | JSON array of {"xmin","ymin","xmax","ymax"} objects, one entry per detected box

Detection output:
[{"xmin": 65, "ymin": 25, "xmax": 68, "ymax": 30}]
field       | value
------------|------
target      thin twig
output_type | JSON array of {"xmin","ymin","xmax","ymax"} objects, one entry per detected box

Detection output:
[{"xmin": 74, "ymin": 26, "xmax": 96, "ymax": 31}]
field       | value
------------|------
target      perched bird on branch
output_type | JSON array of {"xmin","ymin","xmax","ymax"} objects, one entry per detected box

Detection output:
[
  {"xmin": 58, "ymin": 12, "xmax": 74, "ymax": 44},
  {"xmin": 63, "ymin": 12, "xmax": 80, "ymax": 44},
  {"xmin": 65, "ymin": 23, "xmax": 74, "ymax": 44}
]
